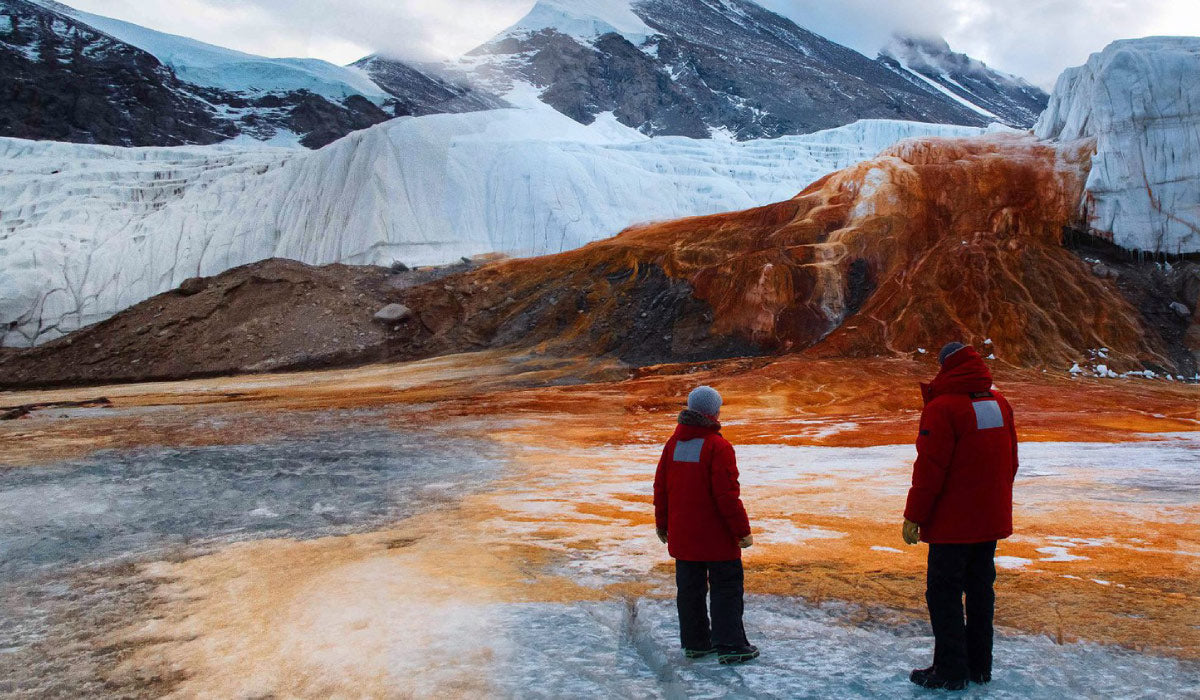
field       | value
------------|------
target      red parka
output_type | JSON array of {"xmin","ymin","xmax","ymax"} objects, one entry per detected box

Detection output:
[
  {"xmin": 904, "ymin": 346, "xmax": 1019, "ymax": 544},
  {"xmin": 654, "ymin": 421, "xmax": 751, "ymax": 561}
]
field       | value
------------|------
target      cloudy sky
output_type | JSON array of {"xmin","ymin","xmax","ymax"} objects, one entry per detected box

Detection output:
[{"xmin": 64, "ymin": 0, "xmax": 1200, "ymax": 88}]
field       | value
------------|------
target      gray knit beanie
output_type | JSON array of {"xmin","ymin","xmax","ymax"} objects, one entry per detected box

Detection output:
[
  {"xmin": 938, "ymin": 341, "xmax": 967, "ymax": 365},
  {"xmin": 687, "ymin": 386, "xmax": 723, "ymax": 417}
]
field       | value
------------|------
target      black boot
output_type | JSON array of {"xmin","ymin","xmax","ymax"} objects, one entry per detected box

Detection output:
[
  {"xmin": 910, "ymin": 666, "xmax": 968, "ymax": 691},
  {"xmin": 684, "ymin": 647, "xmax": 716, "ymax": 659},
  {"xmin": 717, "ymin": 644, "xmax": 759, "ymax": 665},
  {"xmin": 970, "ymin": 669, "xmax": 991, "ymax": 684}
]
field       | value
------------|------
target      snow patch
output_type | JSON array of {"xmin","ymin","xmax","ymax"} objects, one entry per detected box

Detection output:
[
  {"xmin": 754, "ymin": 519, "xmax": 847, "ymax": 545},
  {"xmin": 503, "ymin": 0, "xmax": 655, "ymax": 44},
  {"xmin": 1036, "ymin": 546, "xmax": 1090, "ymax": 563}
]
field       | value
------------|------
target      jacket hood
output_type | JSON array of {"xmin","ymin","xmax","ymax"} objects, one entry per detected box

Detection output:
[
  {"xmin": 921, "ymin": 345, "xmax": 993, "ymax": 403},
  {"xmin": 675, "ymin": 409, "xmax": 721, "ymax": 440}
]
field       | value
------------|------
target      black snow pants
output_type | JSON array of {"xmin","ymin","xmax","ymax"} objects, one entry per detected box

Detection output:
[
  {"xmin": 926, "ymin": 541, "xmax": 997, "ymax": 681},
  {"xmin": 675, "ymin": 559, "xmax": 750, "ymax": 651}
]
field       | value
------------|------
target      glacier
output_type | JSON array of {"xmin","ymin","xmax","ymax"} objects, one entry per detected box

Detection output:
[
  {"xmin": 0, "ymin": 108, "xmax": 984, "ymax": 347},
  {"xmin": 1035, "ymin": 37, "xmax": 1200, "ymax": 254}
]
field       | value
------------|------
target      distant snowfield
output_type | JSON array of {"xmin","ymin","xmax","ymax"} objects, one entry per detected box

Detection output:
[{"xmin": 0, "ymin": 109, "xmax": 985, "ymax": 346}]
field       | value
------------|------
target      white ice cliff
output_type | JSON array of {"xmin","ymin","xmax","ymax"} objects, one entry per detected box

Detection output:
[
  {"xmin": 0, "ymin": 109, "xmax": 983, "ymax": 346},
  {"xmin": 1035, "ymin": 37, "xmax": 1200, "ymax": 254}
]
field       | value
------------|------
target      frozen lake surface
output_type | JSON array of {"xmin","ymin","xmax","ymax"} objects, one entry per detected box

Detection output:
[
  {"xmin": 0, "ymin": 428, "xmax": 503, "ymax": 582},
  {"xmin": 0, "ymin": 427, "xmax": 504, "ymax": 696},
  {"xmin": 486, "ymin": 597, "xmax": 1200, "ymax": 698},
  {"xmin": 1, "ymin": 427, "xmax": 1197, "ymax": 696}
]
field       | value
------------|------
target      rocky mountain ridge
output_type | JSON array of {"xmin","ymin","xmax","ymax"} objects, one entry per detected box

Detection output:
[
  {"xmin": 0, "ymin": 0, "xmax": 236, "ymax": 146},
  {"xmin": 0, "ymin": 0, "xmax": 494, "ymax": 147},
  {"xmin": 3, "ymin": 0, "xmax": 1048, "ymax": 149},
  {"xmin": 358, "ymin": 0, "xmax": 1048, "ymax": 140},
  {"xmin": 877, "ymin": 33, "xmax": 1048, "ymax": 127}
]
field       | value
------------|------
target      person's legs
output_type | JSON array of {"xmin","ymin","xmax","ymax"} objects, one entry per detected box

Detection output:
[
  {"xmin": 675, "ymin": 560, "xmax": 712, "ymax": 650},
  {"xmin": 964, "ymin": 541, "xmax": 997, "ymax": 681},
  {"xmin": 707, "ymin": 559, "xmax": 749, "ymax": 649},
  {"xmin": 925, "ymin": 544, "xmax": 970, "ymax": 682}
]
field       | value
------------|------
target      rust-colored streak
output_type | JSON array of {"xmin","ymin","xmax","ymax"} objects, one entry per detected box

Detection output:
[{"xmin": 371, "ymin": 134, "xmax": 1162, "ymax": 372}]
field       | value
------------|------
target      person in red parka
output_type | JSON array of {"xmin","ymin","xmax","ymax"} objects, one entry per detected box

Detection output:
[
  {"xmin": 654, "ymin": 386, "xmax": 758, "ymax": 665},
  {"xmin": 903, "ymin": 342, "xmax": 1019, "ymax": 691}
]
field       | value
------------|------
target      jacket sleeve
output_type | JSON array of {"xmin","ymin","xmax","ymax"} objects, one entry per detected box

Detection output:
[
  {"xmin": 1004, "ymin": 399, "xmax": 1019, "ymax": 481},
  {"xmin": 653, "ymin": 442, "xmax": 670, "ymax": 532},
  {"xmin": 710, "ymin": 441, "xmax": 752, "ymax": 539},
  {"xmin": 904, "ymin": 400, "xmax": 956, "ymax": 524}
]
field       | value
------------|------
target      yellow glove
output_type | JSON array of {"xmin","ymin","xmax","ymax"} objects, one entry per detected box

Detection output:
[
  {"xmin": 902, "ymin": 519, "xmax": 920, "ymax": 545},
  {"xmin": 657, "ymin": 528, "xmax": 668, "ymax": 544}
]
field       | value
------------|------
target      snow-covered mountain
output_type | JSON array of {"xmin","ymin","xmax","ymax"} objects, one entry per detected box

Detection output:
[
  {"xmin": 877, "ymin": 34, "xmax": 1049, "ymax": 128},
  {"xmin": 359, "ymin": 0, "xmax": 1043, "ymax": 140},
  {"xmin": 46, "ymin": 1, "xmax": 386, "ymax": 102},
  {"xmin": 1035, "ymin": 37, "xmax": 1200, "ymax": 255},
  {"xmin": 0, "ymin": 0, "xmax": 494, "ymax": 148},
  {"xmin": 0, "ymin": 111, "xmax": 986, "ymax": 346},
  {"xmin": 3, "ymin": 0, "xmax": 1048, "ymax": 149},
  {"xmin": 0, "ymin": 0, "xmax": 237, "ymax": 146},
  {"xmin": 61, "ymin": 0, "xmax": 507, "ymax": 122}
]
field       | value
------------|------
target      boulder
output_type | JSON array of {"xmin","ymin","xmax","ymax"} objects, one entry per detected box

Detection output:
[
  {"xmin": 176, "ymin": 277, "xmax": 208, "ymax": 296},
  {"xmin": 373, "ymin": 303, "xmax": 413, "ymax": 322}
]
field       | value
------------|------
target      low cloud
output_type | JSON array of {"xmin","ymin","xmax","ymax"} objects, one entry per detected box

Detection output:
[{"xmin": 761, "ymin": 0, "xmax": 1200, "ymax": 89}]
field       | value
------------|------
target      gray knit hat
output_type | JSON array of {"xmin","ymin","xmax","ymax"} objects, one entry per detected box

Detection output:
[
  {"xmin": 938, "ymin": 341, "xmax": 967, "ymax": 365},
  {"xmin": 687, "ymin": 386, "xmax": 723, "ymax": 417}
]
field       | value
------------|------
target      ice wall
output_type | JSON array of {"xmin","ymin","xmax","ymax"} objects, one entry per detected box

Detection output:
[
  {"xmin": 0, "ymin": 109, "xmax": 982, "ymax": 347},
  {"xmin": 1035, "ymin": 37, "xmax": 1200, "ymax": 254}
]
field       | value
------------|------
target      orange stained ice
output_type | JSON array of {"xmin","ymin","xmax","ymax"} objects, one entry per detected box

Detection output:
[{"xmin": 3, "ymin": 351, "xmax": 1199, "ymax": 695}]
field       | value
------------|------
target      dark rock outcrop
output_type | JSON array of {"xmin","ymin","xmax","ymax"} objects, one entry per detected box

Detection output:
[
  {"xmin": 0, "ymin": 0, "xmax": 234, "ymax": 146},
  {"xmin": 351, "ymin": 55, "xmax": 506, "ymax": 117}
]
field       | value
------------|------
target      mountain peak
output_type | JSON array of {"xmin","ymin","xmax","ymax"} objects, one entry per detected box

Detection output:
[
  {"xmin": 877, "ymin": 32, "xmax": 1048, "ymax": 127},
  {"xmin": 882, "ymin": 33, "xmax": 1020, "ymax": 85},
  {"xmin": 504, "ymin": 0, "xmax": 654, "ymax": 43}
]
